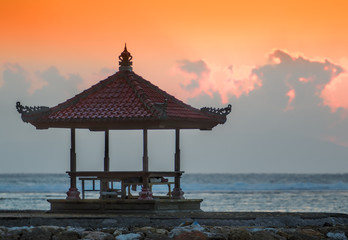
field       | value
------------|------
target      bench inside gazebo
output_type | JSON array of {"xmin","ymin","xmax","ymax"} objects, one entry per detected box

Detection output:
[{"xmin": 16, "ymin": 45, "xmax": 231, "ymax": 213}]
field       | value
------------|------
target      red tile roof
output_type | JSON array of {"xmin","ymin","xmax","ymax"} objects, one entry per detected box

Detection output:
[{"xmin": 17, "ymin": 69, "xmax": 231, "ymax": 130}]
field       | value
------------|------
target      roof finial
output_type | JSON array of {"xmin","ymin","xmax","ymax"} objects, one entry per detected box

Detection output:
[{"xmin": 119, "ymin": 43, "xmax": 133, "ymax": 71}]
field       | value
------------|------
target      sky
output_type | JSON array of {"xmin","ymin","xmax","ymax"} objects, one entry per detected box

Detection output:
[{"xmin": 1, "ymin": 0, "xmax": 348, "ymax": 173}]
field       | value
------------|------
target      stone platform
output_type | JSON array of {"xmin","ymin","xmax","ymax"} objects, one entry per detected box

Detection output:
[{"xmin": 47, "ymin": 199, "xmax": 203, "ymax": 213}]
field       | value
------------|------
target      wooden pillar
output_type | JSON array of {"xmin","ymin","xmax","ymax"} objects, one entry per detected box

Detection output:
[
  {"xmin": 139, "ymin": 128, "xmax": 153, "ymax": 199},
  {"xmin": 175, "ymin": 128, "xmax": 180, "ymax": 173},
  {"xmin": 99, "ymin": 130, "xmax": 110, "ymax": 198},
  {"xmin": 172, "ymin": 128, "xmax": 184, "ymax": 199},
  {"xmin": 143, "ymin": 129, "xmax": 148, "ymax": 173},
  {"xmin": 104, "ymin": 130, "xmax": 110, "ymax": 172},
  {"xmin": 66, "ymin": 128, "xmax": 80, "ymax": 200}
]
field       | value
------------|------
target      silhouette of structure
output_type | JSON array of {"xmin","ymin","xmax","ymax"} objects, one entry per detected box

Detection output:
[{"xmin": 16, "ymin": 45, "xmax": 231, "ymax": 212}]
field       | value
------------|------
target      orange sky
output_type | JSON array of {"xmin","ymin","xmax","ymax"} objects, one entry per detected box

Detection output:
[
  {"xmin": 1, "ymin": 0, "xmax": 348, "ymax": 105},
  {"xmin": 2, "ymin": 1, "xmax": 348, "ymax": 62},
  {"xmin": 2, "ymin": 0, "xmax": 348, "ymax": 173}
]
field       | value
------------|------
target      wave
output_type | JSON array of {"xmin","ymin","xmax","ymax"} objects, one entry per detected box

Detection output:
[
  {"xmin": 182, "ymin": 182, "xmax": 348, "ymax": 192},
  {"xmin": 1, "ymin": 182, "xmax": 348, "ymax": 193},
  {"xmin": 1, "ymin": 173, "xmax": 348, "ymax": 193},
  {"xmin": 0, "ymin": 184, "xmax": 68, "ymax": 193}
]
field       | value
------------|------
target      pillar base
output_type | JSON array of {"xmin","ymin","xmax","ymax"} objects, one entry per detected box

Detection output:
[
  {"xmin": 172, "ymin": 188, "xmax": 185, "ymax": 199},
  {"xmin": 138, "ymin": 187, "xmax": 153, "ymax": 200},
  {"xmin": 66, "ymin": 187, "xmax": 81, "ymax": 200}
]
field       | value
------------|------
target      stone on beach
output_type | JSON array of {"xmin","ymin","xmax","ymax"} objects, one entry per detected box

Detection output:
[
  {"xmin": 116, "ymin": 232, "xmax": 143, "ymax": 240},
  {"xmin": 81, "ymin": 231, "xmax": 114, "ymax": 240}
]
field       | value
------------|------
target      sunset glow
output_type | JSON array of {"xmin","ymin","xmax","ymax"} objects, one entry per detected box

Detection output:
[{"xmin": 1, "ymin": 0, "xmax": 348, "ymax": 173}]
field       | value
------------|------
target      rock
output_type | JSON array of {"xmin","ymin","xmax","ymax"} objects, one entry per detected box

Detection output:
[
  {"xmin": 174, "ymin": 231, "xmax": 208, "ymax": 240},
  {"xmin": 168, "ymin": 221, "xmax": 205, "ymax": 238},
  {"xmin": 52, "ymin": 229, "xmax": 80, "ymax": 240},
  {"xmin": 0, "ymin": 228, "xmax": 6, "ymax": 240},
  {"xmin": 204, "ymin": 226, "xmax": 229, "ymax": 239},
  {"xmin": 155, "ymin": 228, "xmax": 168, "ymax": 235},
  {"xmin": 42, "ymin": 226, "xmax": 64, "ymax": 236},
  {"xmin": 204, "ymin": 231, "xmax": 227, "ymax": 240},
  {"xmin": 132, "ymin": 226, "xmax": 168, "ymax": 236},
  {"xmin": 134, "ymin": 227, "xmax": 155, "ymax": 232},
  {"xmin": 144, "ymin": 233, "xmax": 171, "ymax": 240},
  {"xmin": 113, "ymin": 229, "xmax": 123, "ymax": 237},
  {"xmin": 116, "ymin": 232, "xmax": 143, "ymax": 240},
  {"xmin": 81, "ymin": 231, "xmax": 114, "ymax": 240},
  {"xmin": 20, "ymin": 226, "xmax": 63, "ymax": 240},
  {"xmin": 102, "ymin": 228, "xmax": 117, "ymax": 235},
  {"xmin": 20, "ymin": 227, "xmax": 53, "ymax": 240},
  {"xmin": 6, "ymin": 226, "xmax": 31, "ymax": 240},
  {"xmin": 282, "ymin": 229, "xmax": 322, "ymax": 240},
  {"xmin": 113, "ymin": 227, "xmax": 129, "ymax": 237},
  {"xmin": 228, "ymin": 228, "xmax": 251, "ymax": 240},
  {"xmin": 300, "ymin": 228, "xmax": 325, "ymax": 239},
  {"xmin": 327, "ymin": 232, "xmax": 347, "ymax": 240},
  {"xmin": 251, "ymin": 231, "xmax": 285, "ymax": 240}
]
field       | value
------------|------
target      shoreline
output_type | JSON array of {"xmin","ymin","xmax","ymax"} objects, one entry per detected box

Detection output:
[{"xmin": 1, "ymin": 211, "xmax": 348, "ymax": 239}]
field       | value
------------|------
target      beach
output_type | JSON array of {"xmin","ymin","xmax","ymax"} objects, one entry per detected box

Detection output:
[{"xmin": 0, "ymin": 211, "xmax": 348, "ymax": 239}]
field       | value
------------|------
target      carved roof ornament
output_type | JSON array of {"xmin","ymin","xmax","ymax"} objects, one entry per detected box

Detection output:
[
  {"xmin": 16, "ymin": 101, "xmax": 50, "ymax": 123},
  {"xmin": 201, "ymin": 104, "xmax": 232, "ymax": 117},
  {"xmin": 119, "ymin": 43, "xmax": 133, "ymax": 71}
]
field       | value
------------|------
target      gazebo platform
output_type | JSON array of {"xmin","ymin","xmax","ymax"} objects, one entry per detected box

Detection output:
[{"xmin": 48, "ymin": 199, "xmax": 203, "ymax": 213}]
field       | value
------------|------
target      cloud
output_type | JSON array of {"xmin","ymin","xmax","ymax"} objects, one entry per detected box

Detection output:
[
  {"xmin": 321, "ymin": 58, "xmax": 348, "ymax": 112},
  {"xmin": 179, "ymin": 49, "xmax": 348, "ymax": 173},
  {"xmin": 2, "ymin": 63, "xmax": 48, "ymax": 96},
  {"xmin": 252, "ymin": 50, "xmax": 344, "ymax": 111},
  {"xmin": 174, "ymin": 60, "xmax": 209, "ymax": 92},
  {"xmin": 175, "ymin": 50, "xmax": 347, "ymax": 112},
  {"xmin": 174, "ymin": 59, "xmax": 260, "ymax": 103},
  {"xmin": 82, "ymin": 67, "xmax": 115, "ymax": 90},
  {"xmin": 0, "ymin": 63, "xmax": 83, "ymax": 173},
  {"xmin": 33, "ymin": 66, "xmax": 82, "ymax": 105},
  {"xmin": 2, "ymin": 63, "xmax": 30, "ymax": 96},
  {"xmin": 177, "ymin": 59, "xmax": 209, "ymax": 78}
]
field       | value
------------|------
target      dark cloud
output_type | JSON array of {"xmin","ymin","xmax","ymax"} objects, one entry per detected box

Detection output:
[
  {"xmin": 180, "ymin": 79, "xmax": 200, "ymax": 91},
  {"xmin": 32, "ymin": 66, "xmax": 82, "ymax": 106},
  {"xmin": 2, "ymin": 63, "xmax": 30, "ymax": 98},
  {"xmin": 177, "ymin": 59, "xmax": 209, "ymax": 77},
  {"xmin": 176, "ymin": 59, "xmax": 210, "ymax": 91}
]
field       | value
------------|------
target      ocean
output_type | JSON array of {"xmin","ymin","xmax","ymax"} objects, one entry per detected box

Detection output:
[{"xmin": 1, "ymin": 173, "xmax": 348, "ymax": 213}]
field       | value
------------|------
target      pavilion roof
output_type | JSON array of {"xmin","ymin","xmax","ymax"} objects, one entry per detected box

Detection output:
[{"xmin": 16, "ymin": 47, "xmax": 231, "ymax": 130}]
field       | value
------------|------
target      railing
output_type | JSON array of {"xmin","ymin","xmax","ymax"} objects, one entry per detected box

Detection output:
[{"xmin": 69, "ymin": 171, "xmax": 183, "ymax": 199}]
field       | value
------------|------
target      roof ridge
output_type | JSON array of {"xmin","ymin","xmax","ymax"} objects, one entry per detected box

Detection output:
[
  {"xmin": 126, "ymin": 73, "xmax": 165, "ymax": 119},
  {"xmin": 134, "ymin": 73, "xmax": 207, "ymax": 116}
]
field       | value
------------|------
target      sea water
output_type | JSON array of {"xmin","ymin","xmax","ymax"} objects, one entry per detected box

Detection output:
[{"xmin": 0, "ymin": 173, "xmax": 348, "ymax": 213}]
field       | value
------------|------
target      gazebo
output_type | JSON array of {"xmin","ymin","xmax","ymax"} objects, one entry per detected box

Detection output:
[{"xmin": 16, "ymin": 45, "xmax": 231, "ymax": 212}]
